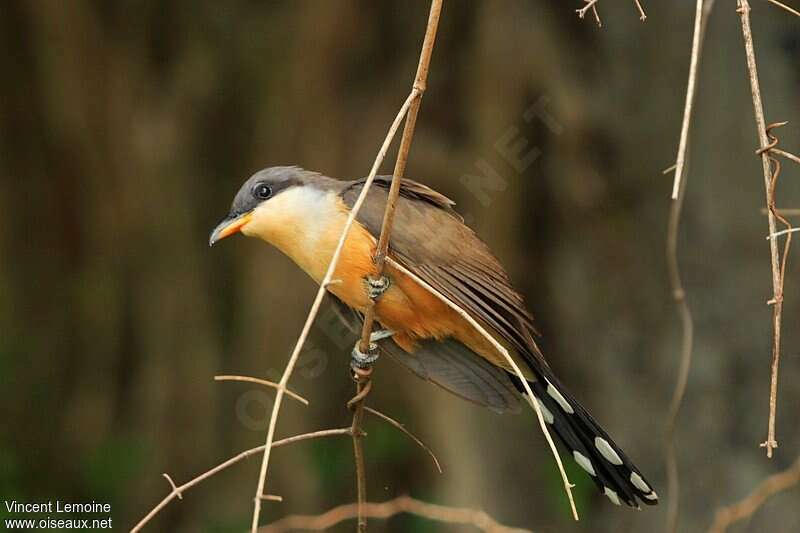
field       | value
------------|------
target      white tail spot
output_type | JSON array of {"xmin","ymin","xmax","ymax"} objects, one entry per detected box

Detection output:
[
  {"xmin": 630, "ymin": 472, "xmax": 652, "ymax": 493},
  {"xmin": 546, "ymin": 381, "xmax": 574, "ymax": 414},
  {"xmin": 532, "ymin": 396, "xmax": 554, "ymax": 424},
  {"xmin": 604, "ymin": 487, "xmax": 621, "ymax": 506},
  {"xmin": 573, "ymin": 451, "xmax": 596, "ymax": 476},
  {"xmin": 594, "ymin": 437, "xmax": 623, "ymax": 465},
  {"xmin": 644, "ymin": 491, "xmax": 659, "ymax": 501}
]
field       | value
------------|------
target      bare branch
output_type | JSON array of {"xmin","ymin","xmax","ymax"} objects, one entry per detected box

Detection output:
[
  {"xmin": 259, "ymin": 495, "xmax": 533, "ymax": 533},
  {"xmin": 771, "ymin": 147, "xmax": 800, "ymax": 165},
  {"xmin": 357, "ymin": 0, "xmax": 442, "ymax": 355},
  {"xmin": 576, "ymin": 0, "xmax": 601, "ymax": 27},
  {"xmin": 762, "ymin": 208, "xmax": 800, "ymax": 216},
  {"xmin": 131, "ymin": 428, "xmax": 352, "ymax": 532},
  {"xmin": 576, "ymin": 0, "xmax": 599, "ymax": 18},
  {"xmin": 766, "ymin": 0, "xmax": 800, "ymax": 17},
  {"xmin": 664, "ymin": 158, "xmax": 696, "ymax": 533},
  {"xmin": 349, "ymin": 369, "xmax": 371, "ymax": 533},
  {"xmin": 161, "ymin": 473, "xmax": 182, "ymax": 500},
  {"xmin": 737, "ymin": 0, "xmax": 789, "ymax": 458},
  {"xmin": 708, "ymin": 457, "xmax": 800, "ymax": 533},
  {"xmin": 663, "ymin": 4, "xmax": 715, "ymax": 533},
  {"xmin": 386, "ymin": 257, "xmax": 579, "ymax": 520},
  {"xmin": 246, "ymin": 88, "xmax": 417, "ymax": 533},
  {"xmin": 575, "ymin": 0, "xmax": 646, "ymax": 24},
  {"xmin": 364, "ymin": 406, "xmax": 443, "ymax": 474},
  {"xmin": 634, "ymin": 0, "xmax": 648, "ymax": 20},
  {"xmin": 767, "ymin": 227, "xmax": 800, "ymax": 240},
  {"xmin": 347, "ymin": 2, "xmax": 443, "ymax": 529},
  {"xmin": 669, "ymin": 0, "xmax": 714, "ymax": 199},
  {"xmin": 214, "ymin": 375, "xmax": 309, "ymax": 406}
]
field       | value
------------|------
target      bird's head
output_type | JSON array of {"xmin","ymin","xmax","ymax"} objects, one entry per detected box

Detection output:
[{"xmin": 209, "ymin": 166, "xmax": 308, "ymax": 247}]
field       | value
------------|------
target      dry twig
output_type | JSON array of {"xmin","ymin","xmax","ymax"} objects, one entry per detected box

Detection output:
[
  {"xmin": 634, "ymin": 0, "xmax": 647, "ymax": 20},
  {"xmin": 259, "ymin": 495, "xmax": 533, "ymax": 533},
  {"xmin": 364, "ymin": 406, "xmax": 443, "ymax": 474},
  {"xmin": 161, "ymin": 473, "xmax": 181, "ymax": 500},
  {"xmin": 386, "ymin": 257, "xmax": 579, "ymax": 520},
  {"xmin": 708, "ymin": 457, "xmax": 800, "ymax": 533},
  {"xmin": 346, "ymin": 1, "xmax": 443, "ymax": 530},
  {"xmin": 765, "ymin": 0, "xmax": 800, "ymax": 17},
  {"xmin": 357, "ymin": 0, "xmax": 443, "ymax": 350},
  {"xmin": 576, "ymin": 0, "xmax": 602, "ymax": 27},
  {"xmin": 214, "ymin": 375, "xmax": 309, "ymax": 405},
  {"xmin": 663, "ymin": 156, "xmax": 695, "ymax": 533},
  {"xmin": 762, "ymin": 208, "xmax": 800, "ymax": 217},
  {"xmin": 767, "ymin": 227, "xmax": 800, "ymax": 240},
  {"xmin": 348, "ymin": 369, "xmax": 371, "ymax": 533},
  {"xmin": 246, "ymin": 87, "xmax": 418, "ymax": 533},
  {"xmin": 576, "ymin": 0, "xmax": 599, "ymax": 18},
  {"xmin": 131, "ymin": 428, "xmax": 352, "ymax": 532},
  {"xmin": 133, "ymin": 404, "xmax": 446, "ymax": 531},
  {"xmin": 760, "ymin": 125, "xmax": 793, "ymax": 263},
  {"xmin": 669, "ymin": 0, "xmax": 714, "ymax": 200},
  {"xmin": 575, "ymin": 0, "xmax": 647, "ymax": 25},
  {"xmin": 663, "ymin": 3, "xmax": 715, "ymax": 533},
  {"xmin": 771, "ymin": 147, "xmax": 800, "ymax": 165},
  {"xmin": 737, "ymin": 0, "xmax": 790, "ymax": 458}
]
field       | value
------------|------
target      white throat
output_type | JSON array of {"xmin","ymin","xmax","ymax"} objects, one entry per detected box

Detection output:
[{"xmin": 241, "ymin": 185, "xmax": 350, "ymax": 282}]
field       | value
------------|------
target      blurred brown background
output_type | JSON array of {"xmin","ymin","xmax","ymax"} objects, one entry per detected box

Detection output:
[{"xmin": 1, "ymin": 1, "xmax": 799, "ymax": 532}]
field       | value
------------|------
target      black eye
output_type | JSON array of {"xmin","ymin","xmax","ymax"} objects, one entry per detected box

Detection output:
[{"xmin": 254, "ymin": 183, "xmax": 272, "ymax": 200}]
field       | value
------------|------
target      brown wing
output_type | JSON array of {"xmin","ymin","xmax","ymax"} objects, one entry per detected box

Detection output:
[
  {"xmin": 340, "ymin": 176, "xmax": 546, "ymax": 371},
  {"xmin": 329, "ymin": 294, "xmax": 521, "ymax": 413},
  {"xmin": 340, "ymin": 178, "xmax": 662, "ymax": 509}
]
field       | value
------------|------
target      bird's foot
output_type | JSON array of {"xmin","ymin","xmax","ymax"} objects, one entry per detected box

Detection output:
[
  {"xmin": 351, "ymin": 342, "xmax": 379, "ymax": 370},
  {"xmin": 365, "ymin": 275, "xmax": 391, "ymax": 300},
  {"xmin": 350, "ymin": 329, "xmax": 394, "ymax": 370}
]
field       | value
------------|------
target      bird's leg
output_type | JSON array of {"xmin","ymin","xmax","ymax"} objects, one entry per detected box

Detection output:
[
  {"xmin": 365, "ymin": 274, "xmax": 391, "ymax": 300},
  {"xmin": 351, "ymin": 342, "xmax": 379, "ymax": 370},
  {"xmin": 369, "ymin": 329, "xmax": 395, "ymax": 342},
  {"xmin": 354, "ymin": 275, "xmax": 392, "ymax": 367},
  {"xmin": 350, "ymin": 329, "xmax": 395, "ymax": 370}
]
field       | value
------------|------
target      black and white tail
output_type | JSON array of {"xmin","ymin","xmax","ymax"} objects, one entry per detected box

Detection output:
[{"xmin": 508, "ymin": 371, "xmax": 659, "ymax": 509}]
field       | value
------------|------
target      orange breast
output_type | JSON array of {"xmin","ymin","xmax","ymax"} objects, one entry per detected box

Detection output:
[
  {"xmin": 315, "ymin": 219, "xmax": 470, "ymax": 354},
  {"xmin": 327, "ymin": 230, "xmax": 503, "ymax": 365},
  {"xmin": 244, "ymin": 188, "xmax": 508, "ymax": 367}
]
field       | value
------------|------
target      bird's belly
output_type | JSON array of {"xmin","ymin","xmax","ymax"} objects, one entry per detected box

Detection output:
[
  {"xmin": 245, "ymin": 188, "xmax": 521, "ymax": 371},
  {"xmin": 325, "ymin": 252, "xmax": 522, "ymax": 373},
  {"xmin": 272, "ymin": 213, "xmax": 511, "ymax": 368},
  {"xmin": 289, "ymin": 221, "xmax": 379, "ymax": 310},
  {"xmin": 293, "ymin": 222, "xmax": 462, "ymax": 349}
]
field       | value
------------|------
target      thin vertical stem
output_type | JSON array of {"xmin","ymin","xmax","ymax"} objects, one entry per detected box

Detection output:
[
  {"xmin": 357, "ymin": 0, "xmax": 443, "ymax": 354},
  {"xmin": 664, "ymin": 3, "xmax": 715, "ymax": 532},
  {"xmin": 349, "ymin": 2, "xmax": 443, "ymax": 530},
  {"xmin": 737, "ymin": 0, "xmax": 784, "ymax": 458},
  {"xmin": 247, "ymin": 90, "xmax": 416, "ymax": 533},
  {"xmin": 350, "ymin": 379, "xmax": 369, "ymax": 532},
  {"xmin": 670, "ymin": 0, "xmax": 708, "ymax": 200}
]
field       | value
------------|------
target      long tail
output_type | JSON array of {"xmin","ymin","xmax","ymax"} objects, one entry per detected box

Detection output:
[{"xmin": 508, "ymin": 371, "xmax": 659, "ymax": 509}]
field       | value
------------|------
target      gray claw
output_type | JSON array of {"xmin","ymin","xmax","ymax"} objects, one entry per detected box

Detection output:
[
  {"xmin": 351, "ymin": 342, "xmax": 379, "ymax": 369},
  {"xmin": 366, "ymin": 275, "xmax": 391, "ymax": 300}
]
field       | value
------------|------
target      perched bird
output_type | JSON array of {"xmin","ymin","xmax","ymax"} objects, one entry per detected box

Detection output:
[{"xmin": 210, "ymin": 166, "xmax": 658, "ymax": 508}]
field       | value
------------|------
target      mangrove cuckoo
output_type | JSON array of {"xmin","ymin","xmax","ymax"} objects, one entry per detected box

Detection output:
[{"xmin": 210, "ymin": 166, "xmax": 658, "ymax": 508}]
